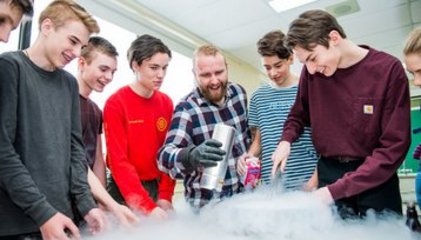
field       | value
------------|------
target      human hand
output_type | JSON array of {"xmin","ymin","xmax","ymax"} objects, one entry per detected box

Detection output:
[
  {"xmin": 40, "ymin": 212, "xmax": 80, "ymax": 240},
  {"xmin": 302, "ymin": 178, "xmax": 318, "ymax": 192},
  {"xmin": 302, "ymin": 170, "xmax": 318, "ymax": 192},
  {"xmin": 237, "ymin": 153, "xmax": 251, "ymax": 176},
  {"xmin": 157, "ymin": 199, "xmax": 174, "ymax": 212},
  {"xmin": 109, "ymin": 204, "xmax": 139, "ymax": 227},
  {"xmin": 313, "ymin": 187, "xmax": 334, "ymax": 205},
  {"xmin": 149, "ymin": 207, "xmax": 169, "ymax": 221},
  {"xmin": 83, "ymin": 208, "xmax": 108, "ymax": 235},
  {"xmin": 271, "ymin": 141, "xmax": 291, "ymax": 178},
  {"xmin": 185, "ymin": 139, "xmax": 226, "ymax": 169}
]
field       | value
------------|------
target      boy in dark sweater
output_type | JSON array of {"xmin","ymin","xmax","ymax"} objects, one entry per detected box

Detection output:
[{"xmin": 0, "ymin": 0, "xmax": 106, "ymax": 239}]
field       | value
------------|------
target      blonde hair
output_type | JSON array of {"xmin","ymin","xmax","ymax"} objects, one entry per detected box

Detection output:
[
  {"xmin": 403, "ymin": 28, "xmax": 421, "ymax": 56},
  {"xmin": 39, "ymin": 0, "xmax": 99, "ymax": 34},
  {"xmin": 192, "ymin": 44, "xmax": 226, "ymax": 67}
]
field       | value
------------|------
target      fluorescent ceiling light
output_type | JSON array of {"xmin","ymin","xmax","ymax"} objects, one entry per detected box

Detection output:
[{"xmin": 268, "ymin": 0, "xmax": 317, "ymax": 12}]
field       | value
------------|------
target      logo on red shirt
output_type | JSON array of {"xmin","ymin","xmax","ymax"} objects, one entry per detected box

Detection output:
[{"xmin": 156, "ymin": 117, "xmax": 168, "ymax": 132}]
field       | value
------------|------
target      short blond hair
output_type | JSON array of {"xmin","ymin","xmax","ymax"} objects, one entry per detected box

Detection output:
[
  {"xmin": 403, "ymin": 28, "xmax": 421, "ymax": 56},
  {"xmin": 39, "ymin": 0, "xmax": 99, "ymax": 34},
  {"xmin": 192, "ymin": 44, "xmax": 226, "ymax": 67}
]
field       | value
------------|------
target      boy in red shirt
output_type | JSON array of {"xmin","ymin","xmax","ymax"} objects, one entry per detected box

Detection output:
[{"xmin": 104, "ymin": 34, "xmax": 175, "ymax": 220}]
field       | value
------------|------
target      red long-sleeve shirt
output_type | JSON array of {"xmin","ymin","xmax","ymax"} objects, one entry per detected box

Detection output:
[
  {"xmin": 104, "ymin": 86, "xmax": 175, "ymax": 214},
  {"xmin": 281, "ymin": 46, "xmax": 411, "ymax": 200}
]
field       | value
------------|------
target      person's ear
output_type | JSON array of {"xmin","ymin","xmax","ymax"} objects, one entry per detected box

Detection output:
[
  {"xmin": 78, "ymin": 57, "xmax": 87, "ymax": 71},
  {"xmin": 131, "ymin": 60, "xmax": 140, "ymax": 72},
  {"xmin": 328, "ymin": 30, "xmax": 341, "ymax": 45},
  {"xmin": 191, "ymin": 68, "xmax": 199, "ymax": 87},
  {"xmin": 287, "ymin": 54, "xmax": 294, "ymax": 65},
  {"xmin": 40, "ymin": 18, "xmax": 54, "ymax": 36}
]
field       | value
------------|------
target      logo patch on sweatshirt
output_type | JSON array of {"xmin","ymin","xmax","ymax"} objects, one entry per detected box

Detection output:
[
  {"xmin": 363, "ymin": 105, "xmax": 373, "ymax": 114},
  {"xmin": 156, "ymin": 117, "xmax": 168, "ymax": 132}
]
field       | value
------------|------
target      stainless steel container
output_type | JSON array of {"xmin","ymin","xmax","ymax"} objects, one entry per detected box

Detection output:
[{"xmin": 200, "ymin": 123, "xmax": 236, "ymax": 192}]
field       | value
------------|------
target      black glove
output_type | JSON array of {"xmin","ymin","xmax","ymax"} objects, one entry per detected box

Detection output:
[{"xmin": 181, "ymin": 139, "xmax": 226, "ymax": 172}]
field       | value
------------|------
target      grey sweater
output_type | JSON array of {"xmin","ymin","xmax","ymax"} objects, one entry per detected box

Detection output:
[{"xmin": 0, "ymin": 51, "xmax": 96, "ymax": 235}]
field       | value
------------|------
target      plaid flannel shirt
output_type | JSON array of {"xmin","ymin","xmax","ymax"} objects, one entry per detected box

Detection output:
[{"xmin": 158, "ymin": 82, "xmax": 250, "ymax": 208}]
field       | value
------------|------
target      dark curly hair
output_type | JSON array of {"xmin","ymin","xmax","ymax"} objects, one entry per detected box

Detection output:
[{"xmin": 257, "ymin": 30, "xmax": 291, "ymax": 60}]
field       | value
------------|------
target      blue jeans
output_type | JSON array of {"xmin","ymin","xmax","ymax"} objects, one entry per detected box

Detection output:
[{"xmin": 416, "ymin": 171, "xmax": 421, "ymax": 210}]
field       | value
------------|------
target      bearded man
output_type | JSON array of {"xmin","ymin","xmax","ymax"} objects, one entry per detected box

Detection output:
[{"xmin": 158, "ymin": 44, "xmax": 250, "ymax": 209}]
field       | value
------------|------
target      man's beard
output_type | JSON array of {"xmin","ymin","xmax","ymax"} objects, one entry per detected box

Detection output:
[{"xmin": 200, "ymin": 81, "xmax": 228, "ymax": 104}]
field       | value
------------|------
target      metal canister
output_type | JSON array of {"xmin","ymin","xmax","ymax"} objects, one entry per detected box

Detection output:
[{"xmin": 200, "ymin": 123, "xmax": 236, "ymax": 192}]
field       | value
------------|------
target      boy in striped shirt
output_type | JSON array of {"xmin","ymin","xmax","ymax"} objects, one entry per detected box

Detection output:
[{"xmin": 237, "ymin": 30, "xmax": 317, "ymax": 190}]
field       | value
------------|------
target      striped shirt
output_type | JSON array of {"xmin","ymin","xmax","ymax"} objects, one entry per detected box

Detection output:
[
  {"xmin": 249, "ymin": 84, "xmax": 317, "ymax": 189},
  {"xmin": 158, "ymin": 82, "xmax": 250, "ymax": 208}
]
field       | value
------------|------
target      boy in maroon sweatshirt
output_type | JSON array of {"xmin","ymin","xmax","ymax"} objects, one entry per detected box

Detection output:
[{"xmin": 272, "ymin": 9, "xmax": 410, "ymax": 218}]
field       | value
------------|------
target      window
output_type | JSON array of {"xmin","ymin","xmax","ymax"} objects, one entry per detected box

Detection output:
[{"xmin": 30, "ymin": 0, "xmax": 194, "ymax": 109}]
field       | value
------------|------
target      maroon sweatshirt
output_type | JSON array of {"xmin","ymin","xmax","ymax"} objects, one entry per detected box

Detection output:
[{"xmin": 281, "ymin": 46, "xmax": 411, "ymax": 200}]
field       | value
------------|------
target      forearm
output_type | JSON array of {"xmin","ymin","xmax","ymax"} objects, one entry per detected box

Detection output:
[
  {"xmin": 248, "ymin": 127, "xmax": 261, "ymax": 157},
  {"xmin": 158, "ymin": 172, "xmax": 176, "ymax": 202},
  {"xmin": 158, "ymin": 104, "xmax": 195, "ymax": 176},
  {"xmin": 92, "ymin": 163, "xmax": 106, "ymax": 187},
  {"xmin": 92, "ymin": 142, "xmax": 107, "ymax": 187},
  {"xmin": 70, "ymin": 152, "xmax": 97, "ymax": 216},
  {"xmin": 88, "ymin": 168, "xmax": 118, "ymax": 209},
  {"xmin": 159, "ymin": 143, "xmax": 198, "ymax": 179},
  {"xmin": 0, "ymin": 156, "xmax": 57, "ymax": 226},
  {"xmin": 281, "ymin": 73, "xmax": 310, "ymax": 143},
  {"xmin": 304, "ymin": 168, "xmax": 318, "ymax": 191}
]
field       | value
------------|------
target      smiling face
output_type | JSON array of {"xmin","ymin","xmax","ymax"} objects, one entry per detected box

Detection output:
[
  {"xmin": 42, "ymin": 19, "xmax": 90, "ymax": 69},
  {"xmin": 293, "ymin": 43, "xmax": 341, "ymax": 77},
  {"xmin": 132, "ymin": 52, "xmax": 170, "ymax": 93},
  {"xmin": 78, "ymin": 51, "xmax": 117, "ymax": 95},
  {"xmin": 193, "ymin": 52, "xmax": 228, "ymax": 105},
  {"xmin": 405, "ymin": 53, "xmax": 421, "ymax": 87},
  {"xmin": 0, "ymin": 1, "xmax": 23, "ymax": 43},
  {"xmin": 262, "ymin": 55, "xmax": 294, "ymax": 87}
]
